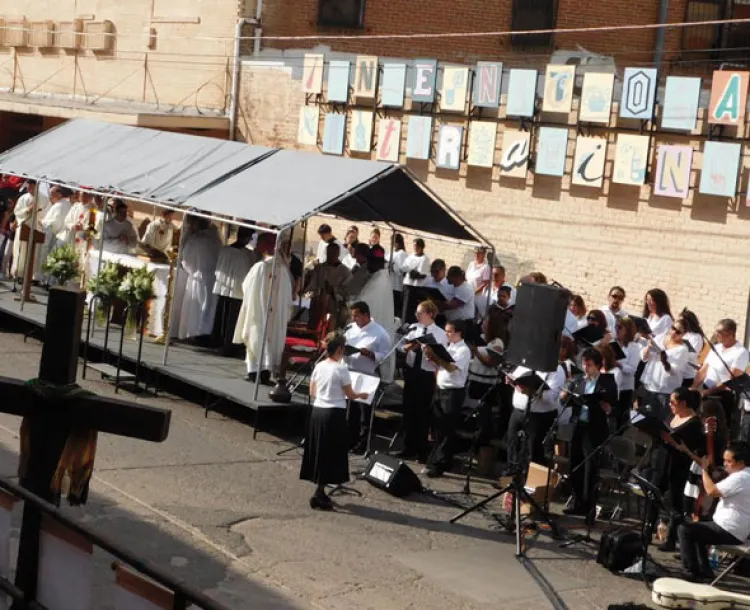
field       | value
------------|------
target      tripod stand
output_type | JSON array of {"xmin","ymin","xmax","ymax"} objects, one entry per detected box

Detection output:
[{"xmin": 449, "ymin": 379, "xmax": 560, "ymax": 557}]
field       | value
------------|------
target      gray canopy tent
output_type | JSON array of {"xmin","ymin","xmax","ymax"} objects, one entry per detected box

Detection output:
[{"xmin": 0, "ymin": 118, "xmax": 493, "ymax": 400}]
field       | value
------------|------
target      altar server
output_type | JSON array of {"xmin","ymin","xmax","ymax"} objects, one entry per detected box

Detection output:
[
  {"xmin": 11, "ymin": 180, "xmax": 47, "ymax": 281},
  {"xmin": 233, "ymin": 233, "xmax": 294, "ymax": 385},
  {"xmin": 213, "ymin": 227, "xmax": 258, "ymax": 354},
  {"xmin": 173, "ymin": 216, "xmax": 222, "ymax": 340},
  {"xmin": 140, "ymin": 209, "xmax": 176, "ymax": 255}
]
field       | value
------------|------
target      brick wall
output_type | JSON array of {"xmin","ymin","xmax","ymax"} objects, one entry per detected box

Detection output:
[
  {"xmin": 238, "ymin": 62, "xmax": 750, "ymax": 338},
  {"xmin": 257, "ymin": 0, "xmax": 689, "ymax": 72}
]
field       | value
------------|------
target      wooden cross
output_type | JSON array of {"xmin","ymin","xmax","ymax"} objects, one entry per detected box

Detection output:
[{"xmin": 0, "ymin": 286, "xmax": 171, "ymax": 607}]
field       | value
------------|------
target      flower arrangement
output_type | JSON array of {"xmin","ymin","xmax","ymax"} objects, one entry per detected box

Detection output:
[
  {"xmin": 42, "ymin": 244, "xmax": 80, "ymax": 286},
  {"xmin": 118, "ymin": 265, "xmax": 156, "ymax": 305},
  {"xmin": 86, "ymin": 262, "xmax": 120, "ymax": 303}
]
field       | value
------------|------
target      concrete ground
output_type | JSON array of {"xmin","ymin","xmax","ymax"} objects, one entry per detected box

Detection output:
[{"xmin": 0, "ymin": 325, "xmax": 661, "ymax": 610}]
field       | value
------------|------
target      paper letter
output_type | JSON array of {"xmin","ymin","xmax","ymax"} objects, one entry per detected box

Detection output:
[{"xmin": 435, "ymin": 125, "xmax": 463, "ymax": 170}]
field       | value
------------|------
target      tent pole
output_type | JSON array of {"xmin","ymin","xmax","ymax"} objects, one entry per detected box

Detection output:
[
  {"xmin": 161, "ymin": 211, "xmax": 189, "ymax": 366},
  {"xmin": 253, "ymin": 231, "xmax": 282, "ymax": 401},
  {"xmin": 19, "ymin": 185, "xmax": 41, "ymax": 312},
  {"xmin": 90, "ymin": 198, "xmax": 108, "ymax": 326},
  {"xmin": 298, "ymin": 219, "xmax": 307, "ymax": 308}
]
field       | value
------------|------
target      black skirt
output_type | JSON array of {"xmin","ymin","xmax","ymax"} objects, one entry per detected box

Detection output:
[{"xmin": 300, "ymin": 407, "xmax": 350, "ymax": 485}]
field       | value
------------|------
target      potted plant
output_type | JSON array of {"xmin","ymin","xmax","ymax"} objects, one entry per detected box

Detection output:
[
  {"xmin": 86, "ymin": 262, "xmax": 121, "ymax": 325},
  {"xmin": 118, "ymin": 265, "xmax": 156, "ymax": 339},
  {"xmin": 42, "ymin": 244, "xmax": 80, "ymax": 287}
]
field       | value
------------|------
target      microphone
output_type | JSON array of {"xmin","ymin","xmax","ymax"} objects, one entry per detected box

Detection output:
[{"xmin": 344, "ymin": 323, "xmax": 354, "ymax": 331}]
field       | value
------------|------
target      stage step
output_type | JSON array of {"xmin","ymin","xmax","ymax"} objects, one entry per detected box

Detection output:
[{"xmin": 85, "ymin": 363, "xmax": 136, "ymax": 381}]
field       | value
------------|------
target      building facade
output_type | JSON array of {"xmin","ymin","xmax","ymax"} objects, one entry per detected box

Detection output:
[
  {"xmin": 235, "ymin": 0, "xmax": 750, "ymax": 337},
  {"xmin": 0, "ymin": 0, "xmax": 260, "ymax": 147}
]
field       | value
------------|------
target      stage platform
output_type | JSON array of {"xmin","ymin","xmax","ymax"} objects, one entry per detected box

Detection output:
[{"xmin": 0, "ymin": 281, "xmax": 313, "ymax": 438}]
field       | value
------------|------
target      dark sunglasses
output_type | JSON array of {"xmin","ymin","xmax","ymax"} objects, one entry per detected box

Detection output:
[{"xmin": 671, "ymin": 326, "xmax": 684, "ymax": 334}]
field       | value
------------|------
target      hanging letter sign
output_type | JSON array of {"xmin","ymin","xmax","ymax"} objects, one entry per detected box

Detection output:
[
  {"xmin": 435, "ymin": 124, "xmax": 463, "ymax": 170},
  {"xmin": 572, "ymin": 136, "xmax": 607, "ymax": 188},
  {"xmin": 406, "ymin": 116, "xmax": 433, "ymax": 160},
  {"xmin": 297, "ymin": 106, "xmax": 319, "ymax": 145},
  {"xmin": 535, "ymin": 127, "xmax": 568, "ymax": 177},
  {"xmin": 381, "ymin": 63, "xmax": 407, "ymax": 108},
  {"xmin": 613, "ymin": 134, "xmax": 649, "ymax": 186},
  {"xmin": 472, "ymin": 62, "xmax": 502, "ymax": 109},
  {"xmin": 349, "ymin": 110, "xmax": 373, "ymax": 153},
  {"xmin": 467, "ymin": 121, "xmax": 497, "ymax": 168},
  {"xmin": 542, "ymin": 65, "xmax": 575, "ymax": 114},
  {"xmin": 708, "ymin": 70, "xmax": 749, "ymax": 126},
  {"xmin": 322, "ymin": 113, "xmax": 346, "ymax": 156},
  {"xmin": 619, "ymin": 68, "xmax": 657, "ymax": 120},
  {"xmin": 376, "ymin": 118, "xmax": 401, "ymax": 162},
  {"xmin": 506, "ymin": 69, "xmax": 537, "ymax": 118},
  {"xmin": 579, "ymin": 72, "xmax": 614, "ymax": 124},
  {"xmin": 440, "ymin": 66, "xmax": 469, "ymax": 112},
  {"xmin": 412, "ymin": 59, "xmax": 437, "ymax": 103},
  {"xmin": 354, "ymin": 55, "xmax": 378, "ymax": 98},
  {"xmin": 699, "ymin": 141, "xmax": 741, "ymax": 197},
  {"xmin": 653, "ymin": 145, "xmax": 693, "ymax": 199},
  {"xmin": 301, "ymin": 54, "xmax": 324, "ymax": 94},
  {"xmin": 661, "ymin": 76, "xmax": 701, "ymax": 131},
  {"xmin": 499, "ymin": 130, "xmax": 530, "ymax": 179}
]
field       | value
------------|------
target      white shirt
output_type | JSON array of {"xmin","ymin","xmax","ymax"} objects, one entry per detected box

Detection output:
[
  {"xmin": 510, "ymin": 365, "xmax": 565, "ymax": 414},
  {"xmin": 389, "ymin": 249, "xmax": 408, "ymax": 292},
  {"xmin": 401, "ymin": 253, "xmax": 431, "ymax": 287},
  {"xmin": 704, "ymin": 341, "xmax": 750, "ymax": 389},
  {"xmin": 466, "ymin": 261, "xmax": 490, "ymax": 292},
  {"xmin": 424, "ymin": 276, "xmax": 454, "ymax": 300},
  {"xmin": 401, "ymin": 322, "xmax": 448, "ymax": 373},
  {"xmin": 477, "ymin": 282, "xmax": 516, "ymax": 318},
  {"xmin": 41, "ymin": 198, "xmax": 72, "ymax": 243},
  {"xmin": 648, "ymin": 313, "xmax": 673, "ymax": 337},
  {"xmin": 102, "ymin": 218, "xmax": 138, "ymax": 254},
  {"xmin": 468, "ymin": 338, "xmax": 504, "ymax": 385},
  {"xmin": 714, "ymin": 468, "xmax": 750, "ymax": 541},
  {"xmin": 563, "ymin": 309, "xmax": 580, "ymax": 338},
  {"xmin": 613, "ymin": 341, "xmax": 641, "ymax": 392},
  {"xmin": 683, "ymin": 331, "xmax": 704, "ymax": 381},
  {"xmin": 601, "ymin": 306, "xmax": 628, "ymax": 335},
  {"xmin": 311, "ymin": 359, "xmax": 351, "ymax": 410},
  {"xmin": 445, "ymin": 281, "xmax": 475, "ymax": 321},
  {"xmin": 437, "ymin": 340, "xmax": 472, "ymax": 389},
  {"xmin": 316, "ymin": 238, "xmax": 347, "ymax": 264},
  {"xmin": 141, "ymin": 219, "xmax": 175, "ymax": 253},
  {"xmin": 640, "ymin": 332, "xmax": 689, "ymax": 394},
  {"xmin": 345, "ymin": 320, "xmax": 392, "ymax": 376}
]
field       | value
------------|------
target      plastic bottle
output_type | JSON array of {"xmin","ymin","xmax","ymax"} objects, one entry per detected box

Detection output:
[
  {"xmin": 709, "ymin": 546, "xmax": 720, "ymax": 571},
  {"xmin": 656, "ymin": 520, "xmax": 668, "ymax": 542}
]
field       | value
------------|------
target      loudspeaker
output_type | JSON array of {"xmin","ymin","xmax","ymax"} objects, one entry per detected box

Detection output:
[
  {"xmin": 362, "ymin": 454, "xmax": 422, "ymax": 497},
  {"xmin": 506, "ymin": 282, "xmax": 569, "ymax": 372}
]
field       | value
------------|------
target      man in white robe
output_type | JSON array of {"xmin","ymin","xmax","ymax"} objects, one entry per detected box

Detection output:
[
  {"xmin": 233, "ymin": 233, "xmax": 294, "ymax": 384},
  {"xmin": 102, "ymin": 200, "xmax": 138, "ymax": 255},
  {"xmin": 11, "ymin": 180, "xmax": 48, "ymax": 281},
  {"xmin": 140, "ymin": 209, "xmax": 176, "ymax": 255},
  {"xmin": 39, "ymin": 187, "xmax": 73, "ymax": 282},
  {"xmin": 357, "ymin": 250, "xmax": 396, "ymax": 383},
  {"xmin": 172, "ymin": 217, "xmax": 222, "ymax": 341},
  {"xmin": 213, "ymin": 227, "xmax": 258, "ymax": 355}
]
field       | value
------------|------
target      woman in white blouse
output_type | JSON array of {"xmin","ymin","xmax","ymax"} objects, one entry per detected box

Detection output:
[
  {"xmin": 466, "ymin": 247, "xmax": 491, "ymax": 296},
  {"xmin": 679, "ymin": 309, "xmax": 705, "ymax": 388},
  {"xmin": 389, "ymin": 233, "xmax": 408, "ymax": 317},
  {"xmin": 642, "ymin": 288, "xmax": 674, "ymax": 337},
  {"xmin": 300, "ymin": 333, "xmax": 369, "ymax": 510},
  {"xmin": 639, "ymin": 320, "xmax": 689, "ymax": 422},
  {"xmin": 612, "ymin": 317, "xmax": 641, "ymax": 427}
]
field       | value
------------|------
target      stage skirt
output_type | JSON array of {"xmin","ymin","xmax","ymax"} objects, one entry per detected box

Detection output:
[{"xmin": 300, "ymin": 407, "xmax": 350, "ymax": 486}]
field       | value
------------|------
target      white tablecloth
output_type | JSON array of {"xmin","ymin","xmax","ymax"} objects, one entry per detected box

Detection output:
[{"xmin": 88, "ymin": 251, "xmax": 171, "ymax": 337}]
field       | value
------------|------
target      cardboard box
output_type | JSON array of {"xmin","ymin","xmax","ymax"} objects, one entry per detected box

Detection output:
[{"xmin": 501, "ymin": 462, "xmax": 561, "ymax": 515}]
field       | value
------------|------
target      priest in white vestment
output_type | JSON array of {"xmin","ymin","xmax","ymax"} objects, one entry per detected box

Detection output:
[
  {"xmin": 233, "ymin": 233, "xmax": 294, "ymax": 384},
  {"xmin": 213, "ymin": 227, "xmax": 258, "ymax": 354},
  {"xmin": 357, "ymin": 251, "xmax": 396, "ymax": 383},
  {"xmin": 102, "ymin": 200, "xmax": 138, "ymax": 255},
  {"xmin": 39, "ymin": 187, "xmax": 73, "ymax": 281},
  {"xmin": 140, "ymin": 209, "xmax": 176, "ymax": 255},
  {"xmin": 11, "ymin": 180, "xmax": 48, "ymax": 281},
  {"xmin": 172, "ymin": 217, "xmax": 222, "ymax": 340}
]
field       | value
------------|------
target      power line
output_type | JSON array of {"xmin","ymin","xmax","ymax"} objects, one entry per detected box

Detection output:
[{"xmin": 0, "ymin": 15, "xmax": 749, "ymax": 44}]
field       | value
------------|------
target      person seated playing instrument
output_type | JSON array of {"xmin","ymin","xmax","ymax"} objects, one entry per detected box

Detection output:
[{"xmin": 678, "ymin": 441, "xmax": 750, "ymax": 582}]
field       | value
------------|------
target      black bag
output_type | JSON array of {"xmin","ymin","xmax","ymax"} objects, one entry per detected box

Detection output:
[{"xmin": 596, "ymin": 528, "xmax": 643, "ymax": 572}]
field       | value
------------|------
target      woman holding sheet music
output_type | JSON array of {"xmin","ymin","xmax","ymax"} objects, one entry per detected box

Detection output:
[
  {"xmin": 643, "ymin": 289, "xmax": 674, "ymax": 337},
  {"xmin": 300, "ymin": 333, "xmax": 370, "ymax": 511},
  {"xmin": 679, "ymin": 310, "xmax": 705, "ymax": 388},
  {"xmin": 639, "ymin": 321, "xmax": 689, "ymax": 422}
]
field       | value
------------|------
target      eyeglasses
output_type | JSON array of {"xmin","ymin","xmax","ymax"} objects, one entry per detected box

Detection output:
[{"xmin": 671, "ymin": 326, "xmax": 684, "ymax": 334}]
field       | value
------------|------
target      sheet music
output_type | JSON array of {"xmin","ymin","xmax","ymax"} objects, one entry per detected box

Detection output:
[{"xmin": 349, "ymin": 372, "xmax": 380, "ymax": 406}]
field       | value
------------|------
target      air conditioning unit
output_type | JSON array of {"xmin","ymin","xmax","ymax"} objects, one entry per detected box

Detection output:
[
  {"xmin": 56, "ymin": 20, "xmax": 83, "ymax": 50},
  {"xmin": 82, "ymin": 20, "xmax": 114, "ymax": 52},
  {"xmin": 5, "ymin": 18, "xmax": 28, "ymax": 47},
  {"xmin": 29, "ymin": 21, "xmax": 56, "ymax": 48}
]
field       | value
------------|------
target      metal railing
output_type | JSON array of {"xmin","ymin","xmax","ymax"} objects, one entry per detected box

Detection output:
[
  {"xmin": 0, "ymin": 476, "xmax": 232, "ymax": 610},
  {"xmin": 682, "ymin": 0, "xmax": 750, "ymax": 64}
]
